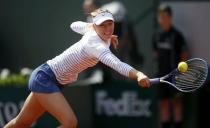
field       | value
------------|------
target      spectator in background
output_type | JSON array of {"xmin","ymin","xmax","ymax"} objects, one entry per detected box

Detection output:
[
  {"xmin": 152, "ymin": 4, "xmax": 189, "ymax": 128},
  {"xmin": 83, "ymin": 0, "xmax": 100, "ymax": 23},
  {"xmin": 82, "ymin": 0, "xmax": 143, "ymax": 82}
]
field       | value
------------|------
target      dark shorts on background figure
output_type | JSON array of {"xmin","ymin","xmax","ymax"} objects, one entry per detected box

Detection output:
[
  {"xmin": 158, "ymin": 82, "xmax": 182, "ymax": 99},
  {"xmin": 157, "ymin": 74, "xmax": 182, "ymax": 99},
  {"xmin": 28, "ymin": 63, "xmax": 63, "ymax": 93}
]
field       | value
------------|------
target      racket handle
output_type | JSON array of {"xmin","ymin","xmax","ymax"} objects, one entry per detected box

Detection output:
[{"xmin": 149, "ymin": 78, "xmax": 160, "ymax": 85}]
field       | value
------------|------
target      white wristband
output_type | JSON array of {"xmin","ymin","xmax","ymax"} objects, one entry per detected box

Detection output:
[{"xmin": 136, "ymin": 72, "xmax": 144, "ymax": 81}]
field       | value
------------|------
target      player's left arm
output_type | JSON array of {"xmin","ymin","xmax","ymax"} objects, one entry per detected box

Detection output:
[
  {"xmin": 70, "ymin": 21, "xmax": 93, "ymax": 35},
  {"xmin": 70, "ymin": 21, "xmax": 119, "ymax": 49},
  {"xmin": 110, "ymin": 35, "xmax": 119, "ymax": 50}
]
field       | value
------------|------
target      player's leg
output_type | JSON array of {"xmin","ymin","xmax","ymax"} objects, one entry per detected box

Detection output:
[
  {"xmin": 34, "ymin": 92, "xmax": 77, "ymax": 128},
  {"xmin": 4, "ymin": 92, "xmax": 45, "ymax": 128}
]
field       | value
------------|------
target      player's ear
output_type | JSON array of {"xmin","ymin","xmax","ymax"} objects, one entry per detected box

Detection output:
[{"xmin": 93, "ymin": 23, "xmax": 97, "ymax": 29}]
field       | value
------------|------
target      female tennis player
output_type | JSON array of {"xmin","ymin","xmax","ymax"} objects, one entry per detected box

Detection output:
[{"xmin": 4, "ymin": 9, "xmax": 150, "ymax": 128}]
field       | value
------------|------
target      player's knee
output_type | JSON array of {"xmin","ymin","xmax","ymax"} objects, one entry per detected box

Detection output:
[
  {"xmin": 61, "ymin": 115, "xmax": 78, "ymax": 128},
  {"xmin": 4, "ymin": 118, "xmax": 15, "ymax": 128},
  {"xmin": 12, "ymin": 117, "xmax": 32, "ymax": 128}
]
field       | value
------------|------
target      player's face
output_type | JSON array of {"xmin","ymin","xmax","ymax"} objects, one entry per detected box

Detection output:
[
  {"xmin": 157, "ymin": 11, "xmax": 172, "ymax": 31},
  {"xmin": 94, "ymin": 20, "xmax": 114, "ymax": 41}
]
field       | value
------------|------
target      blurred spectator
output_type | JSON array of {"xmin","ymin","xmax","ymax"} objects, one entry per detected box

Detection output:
[
  {"xmin": 82, "ymin": 0, "xmax": 143, "ymax": 83},
  {"xmin": 83, "ymin": 0, "xmax": 100, "ymax": 22},
  {"xmin": 152, "ymin": 4, "xmax": 189, "ymax": 128}
]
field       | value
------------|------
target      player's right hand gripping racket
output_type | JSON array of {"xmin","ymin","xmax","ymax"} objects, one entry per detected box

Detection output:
[{"xmin": 150, "ymin": 58, "xmax": 209, "ymax": 92}]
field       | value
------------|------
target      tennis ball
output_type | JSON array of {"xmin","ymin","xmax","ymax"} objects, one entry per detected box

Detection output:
[{"xmin": 178, "ymin": 61, "xmax": 188, "ymax": 73}]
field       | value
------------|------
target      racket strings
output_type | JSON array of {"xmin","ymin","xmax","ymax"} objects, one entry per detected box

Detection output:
[
  {"xmin": 174, "ymin": 59, "xmax": 208, "ymax": 92},
  {"xmin": 176, "ymin": 80, "xmax": 203, "ymax": 89},
  {"xmin": 176, "ymin": 70, "xmax": 206, "ymax": 86},
  {"xmin": 175, "ymin": 77, "xmax": 204, "ymax": 91},
  {"xmin": 179, "ymin": 69, "xmax": 206, "ymax": 83}
]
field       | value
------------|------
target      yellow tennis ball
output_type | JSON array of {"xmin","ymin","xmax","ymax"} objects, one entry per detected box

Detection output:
[{"xmin": 178, "ymin": 62, "xmax": 188, "ymax": 73}]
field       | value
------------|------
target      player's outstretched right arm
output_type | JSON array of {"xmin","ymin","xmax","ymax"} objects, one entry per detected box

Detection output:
[
  {"xmin": 99, "ymin": 52, "xmax": 150, "ymax": 87},
  {"xmin": 91, "ymin": 47, "xmax": 150, "ymax": 87},
  {"xmin": 128, "ymin": 69, "xmax": 150, "ymax": 88},
  {"xmin": 85, "ymin": 40, "xmax": 150, "ymax": 88}
]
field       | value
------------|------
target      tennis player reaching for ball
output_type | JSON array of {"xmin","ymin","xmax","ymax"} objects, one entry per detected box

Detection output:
[{"xmin": 4, "ymin": 9, "xmax": 150, "ymax": 128}]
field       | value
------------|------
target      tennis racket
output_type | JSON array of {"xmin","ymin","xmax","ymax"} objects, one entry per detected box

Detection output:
[{"xmin": 150, "ymin": 58, "xmax": 209, "ymax": 92}]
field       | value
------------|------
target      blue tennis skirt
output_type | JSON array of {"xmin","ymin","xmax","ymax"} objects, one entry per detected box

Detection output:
[{"xmin": 28, "ymin": 63, "xmax": 63, "ymax": 93}]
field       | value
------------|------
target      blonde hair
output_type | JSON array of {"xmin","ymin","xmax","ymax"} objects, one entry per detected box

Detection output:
[{"xmin": 90, "ymin": 8, "xmax": 112, "ymax": 17}]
